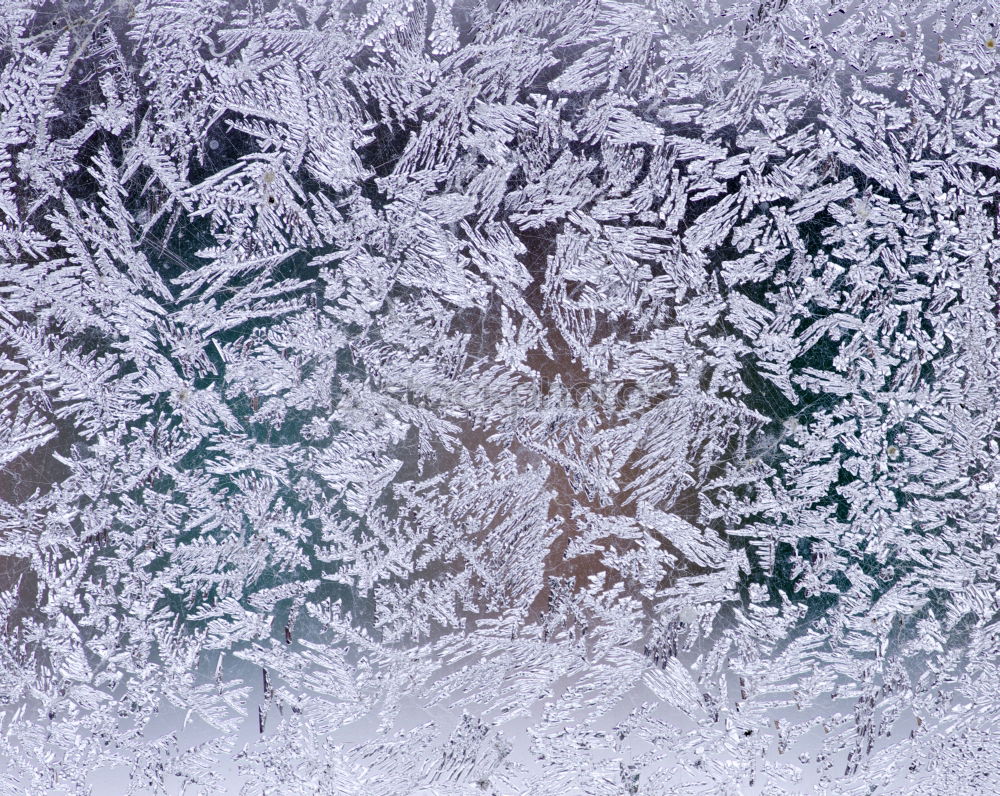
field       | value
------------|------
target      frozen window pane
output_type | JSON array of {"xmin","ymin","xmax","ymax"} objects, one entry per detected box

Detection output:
[{"xmin": 0, "ymin": 1, "xmax": 997, "ymax": 792}]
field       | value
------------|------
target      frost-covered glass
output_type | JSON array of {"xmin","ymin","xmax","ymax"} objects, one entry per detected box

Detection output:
[{"xmin": 0, "ymin": 0, "xmax": 998, "ymax": 793}]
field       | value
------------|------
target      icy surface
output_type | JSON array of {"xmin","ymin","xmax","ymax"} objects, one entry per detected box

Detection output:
[{"xmin": 0, "ymin": 0, "xmax": 999, "ymax": 793}]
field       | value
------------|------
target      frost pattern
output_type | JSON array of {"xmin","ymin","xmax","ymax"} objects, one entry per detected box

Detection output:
[{"xmin": 1, "ymin": 0, "xmax": 999, "ymax": 793}]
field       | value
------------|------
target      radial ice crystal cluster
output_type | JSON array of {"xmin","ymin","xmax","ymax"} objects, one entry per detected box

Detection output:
[{"xmin": 0, "ymin": 0, "xmax": 999, "ymax": 793}]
